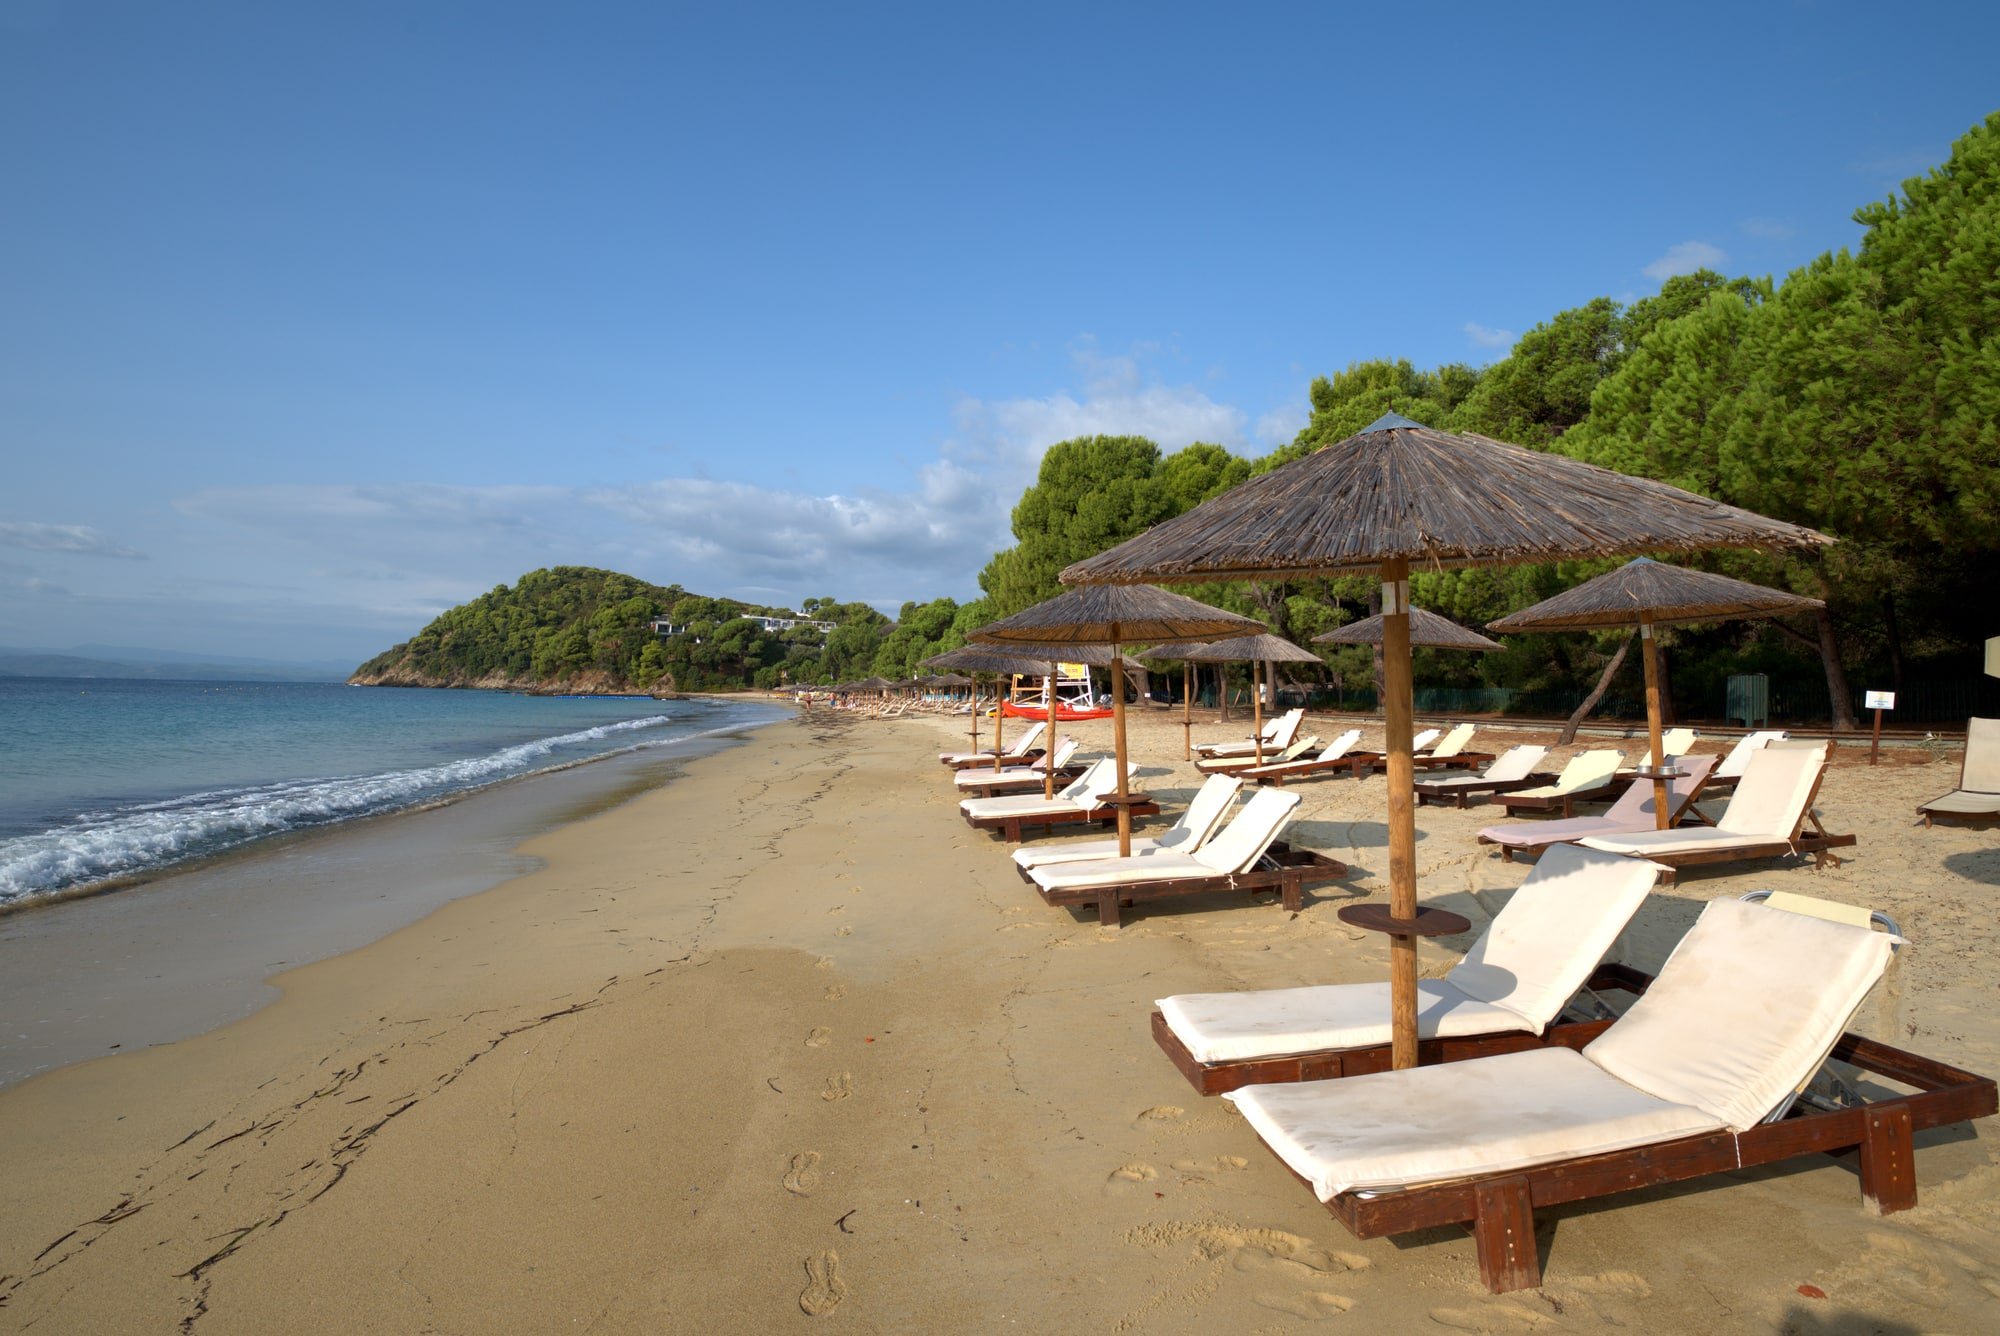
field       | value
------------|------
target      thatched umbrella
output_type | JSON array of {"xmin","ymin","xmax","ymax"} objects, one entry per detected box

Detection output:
[
  {"xmin": 969, "ymin": 585, "xmax": 1265, "ymax": 854},
  {"xmin": 1317, "ymin": 606, "xmax": 1504, "ymax": 653},
  {"xmin": 1488, "ymin": 558, "xmax": 1824, "ymax": 828},
  {"xmin": 923, "ymin": 643, "xmax": 1115, "ymax": 794},
  {"xmin": 1060, "ymin": 412, "xmax": 1830, "ymax": 1069},
  {"xmin": 1162, "ymin": 633, "xmax": 1321, "ymax": 764}
]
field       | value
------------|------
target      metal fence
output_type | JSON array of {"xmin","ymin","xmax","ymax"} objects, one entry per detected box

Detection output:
[{"xmin": 1265, "ymin": 677, "xmax": 1996, "ymax": 727}]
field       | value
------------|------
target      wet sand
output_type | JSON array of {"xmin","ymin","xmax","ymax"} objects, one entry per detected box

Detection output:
[{"xmin": 0, "ymin": 705, "xmax": 1994, "ymax": 1332}]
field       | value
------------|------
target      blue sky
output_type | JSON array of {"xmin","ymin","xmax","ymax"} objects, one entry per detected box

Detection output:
[{"xmin": 3, "ymin": 1, "xmax": 1995, "ymax": 666}]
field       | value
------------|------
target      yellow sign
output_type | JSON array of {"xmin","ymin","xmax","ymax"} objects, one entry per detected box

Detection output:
[{"xmin": 1059, "ymin": 662, "xmax": 1086, "ymax": 679}]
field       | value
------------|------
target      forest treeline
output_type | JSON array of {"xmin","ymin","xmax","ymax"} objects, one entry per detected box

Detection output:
[{"xmin": 356, "ymin": 114, "xmax": 1998, "ymax": 720}]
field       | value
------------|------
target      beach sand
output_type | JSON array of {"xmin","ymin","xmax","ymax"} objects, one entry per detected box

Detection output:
[{"xmin": 2, "ymin": 704, "xmax": 1995, "ymax": 1332}]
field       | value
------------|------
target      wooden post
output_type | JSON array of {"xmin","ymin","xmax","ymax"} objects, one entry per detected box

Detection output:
[
  {"xmin": 1640, "ymin": 616, "xmax": 1670, "ymax": 830},
  {"xmin": 1870, "ymin": 706, "xmax": 1884, "ymax": 765},
  {"xmin": 969, "ymin": 678, "xmax": 982, "ymax": 752},
  {"xmin": 1382, "ymin": 560, "xmax": 1419, "ymax": 1071},
  {"xmin": 1251, "ymin": 658, "xmax": 1266, "ymax": 766},
  {"xmin": 990, "ymin": 677, "xmax": 1006, "ymax": 771},
  {"xmin": 1181, "ymin": 662, "xmax": 1192, "ymax": 761},
  {"xmin": 1111, "ymin": 639, "xmax": 1133, "ymax": 857},
  {"xmin": 1044, "ymin": 661, "xmax": 1060, "ymax": 799}
]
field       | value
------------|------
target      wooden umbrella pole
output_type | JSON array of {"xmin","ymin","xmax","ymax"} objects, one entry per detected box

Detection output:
[
  {"xmin": 969, "ymin": 679, "xmax": 982, "ymax": 751},
  {"xmin": 991, "ymin": 677, "xmax": 1006, "ymax": 770},
  {"xmin": 1382, "ymin": 560, "xmax": 1420, "ymax": 1071},
  {"xmin": 1112, "ymin": 641, "xmax": 1133, "ymax": 857},
  {"xmin": 1044, "ymin": 662, "xmax": 1060, "ymax": 800},
  {"xmin": 1640, "ymin": 615, "xmax": 1671, "ymax": 830},
  {"xmin": 1251, "ymin": 660, "xmax": 1267, "ymax": 765},
  {"xmin": 1181, "ymin": 662, "xmax": 1192, "ymax": 761}
]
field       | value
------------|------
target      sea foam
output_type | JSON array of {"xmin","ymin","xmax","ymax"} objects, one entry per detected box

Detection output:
[{"xmin": 0, "ymin": 714, "xmax": 682, "ymax": 904}]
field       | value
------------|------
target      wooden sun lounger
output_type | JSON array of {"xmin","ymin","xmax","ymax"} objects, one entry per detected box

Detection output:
[
  {"xmin": 953, "ymin": 765, "xmax": 1088, "ymax": 798},
  {"xmin": 1021, "ymin": 841, "xmax": 1346, "ymax": 928},
  {"xmin": 1409, "ymin": 750, "xmax": 1493, "ymax": 773},
  {"xmin": 942, "ymin": 748, "xmax": 1051, "ymax": 772},
  {"xmin": 1478, "ymin": 758, "xmax": 1718, "ymax": 862},
  {"xmin": 1918, "ymin": 716, "xmax": 1999, "ymax": 827},
  {"xmin": 1195, "ymin": 736, "xmax": 1320, "ymax": 775},
  {"xmin": 963, "ymin": 799, "xmax": 1160, "ymax": 843},
  {"xmin": 1274, "ymin": 1019, "xmax": 1995, "ymax": 1293},
  {"xmin": 1154, "ymin": 961, "xmax": 1653, "ymax": 1095},
  {"xmin": 1582, "ymin": 745, "xmax": 1854, "ymax": 884},
  {"xmin": 1413, "ymin": 747, "xmax": 1554, "ymax": 808},
  {"xmin": 1224, "ymin": 898, "xmax": 1996, "ymax": 1293}
]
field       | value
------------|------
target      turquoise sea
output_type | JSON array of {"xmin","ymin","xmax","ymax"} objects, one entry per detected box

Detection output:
[{"xmin": 0, "ymin": 678, "xmax": 786, "ymax": 906}]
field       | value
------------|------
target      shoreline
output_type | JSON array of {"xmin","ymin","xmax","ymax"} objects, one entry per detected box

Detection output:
[
  {"xmin": 0, "ymin": 707, "xmax": 1992, "ymax": 1331},
  {"xmin": 0, "ymin": 712, "xmax": 787, "ymax": 1090}
]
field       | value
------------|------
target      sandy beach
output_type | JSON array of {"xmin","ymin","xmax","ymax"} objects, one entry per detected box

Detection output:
[{"xmin": 2, "ymin": 703, "xmax": 1995, "ymax": 1332}]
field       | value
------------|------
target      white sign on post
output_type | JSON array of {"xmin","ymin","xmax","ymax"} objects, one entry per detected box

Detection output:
[
  {"xmin": 1864, "ymin": 690, "xmax": 1896, "ymax": 711},
  {"xmin": 1986, "ymin": 635, "xmax": 1999, "ymax": 678}
]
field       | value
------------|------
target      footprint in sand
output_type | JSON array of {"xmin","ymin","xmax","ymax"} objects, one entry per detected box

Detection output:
[
  {"xmin": 820, "ymin": 1072, "xmax": 855, "ymax": 1101},
  {"xmin": 1429, "ymin": 1301, "xmax": 1553, "ymax": 1332},
  {"xmin": 827, "ymin": 905, "xmax": 845, "ymax": 915},
  {"xmin": 835, "ymin": 926, "xmax": 853, "ymax": 937},
  {"xmin": 1171, "ymin": 1155, "xmax": 1250, "ymax": 1174},
  {"xmin": 1108, "ymin": 1161, "xmax": 1160, "ymax": 1184},
  {"xmin": 783, "ymin": 1151, "xmax": 822, "ymax": 1196},
  {"xmin": 814, "ymin": 956, "xmax": 835, "ymax": 971},
  {"xmin": 1256, "ymin": 1291, "xmax": 1355, "ymax": 1319},
  {"xmin": 823, "ymin": 985, "xmax": 848, "ymax": 1002},
  {"xmin": 1134, "ymin": 1105, "xmax": 1185, "ymax": 1128},
  {"xmin": 804, "ymin": 1027, "xmax": 833, "ymax": 1048},
  {"xmin": 799, "ymin": 1250, "xmax": 848, "ymax": 1315}
]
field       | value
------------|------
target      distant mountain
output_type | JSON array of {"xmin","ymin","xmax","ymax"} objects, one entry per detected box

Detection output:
[{"xmin": 0, "ymin": 648, "xmax": 351, "ymax": 683}]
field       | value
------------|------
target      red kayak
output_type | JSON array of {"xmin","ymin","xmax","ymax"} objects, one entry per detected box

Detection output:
[{"xmin": 1000, "ymin": 699, "xmax": 1115, "ymax": 721}]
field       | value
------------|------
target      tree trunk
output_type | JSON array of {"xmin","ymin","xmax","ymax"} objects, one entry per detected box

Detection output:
[
  {"xmin": 1816, "ymin": 607, "xmax": 1857, "ymax": 729},
  {"xmin": 1882, "ymin": 592, "xmax": 1905, "ymax": 695},
  {"xmin": 1558, "ymin": 632, "xmax": 1634, "ymax": 745}
]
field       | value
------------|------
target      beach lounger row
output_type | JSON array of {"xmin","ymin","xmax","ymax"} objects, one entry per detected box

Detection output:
[
  {"xmin": 1918, "ymin": 716, "xmax": 1999, "ymax": 825},
  {"xmin": 1151, "ymin": 854, "xmax": 1994, "ymax": 1293}
]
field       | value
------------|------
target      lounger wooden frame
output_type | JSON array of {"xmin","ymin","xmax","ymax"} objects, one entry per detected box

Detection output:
[
  {"xmin": 1409, "ymin": 750, "xmax": 1494, "ymax": 773},
  {"xmin": 1414, "ymin": 771, "xmax": 1557, "ymax": 809},
  {"xmin": 1274, "ymin": 1019, "xmax": 1996, "ymax": 1293},
  {"xmin": 1194, "ymin": 739, "xmax": 1319, "ymax": 776},
  {"xmin": 1152, "ymin": 962, "xmax": 1656, "ymax": 1096},
  {"xmin": 962, "ymin": 799, "xmax": 1162, "ymax": 843},
  {"xmin": 1021, "ymin": 841, "xmax": 1346, "ymax": 929}
]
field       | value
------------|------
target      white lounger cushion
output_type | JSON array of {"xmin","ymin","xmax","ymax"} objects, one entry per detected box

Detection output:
[
  {"xmin": 1314, "ymin": 729, "xmax": 1363, "ymax": 761},
  {"xmin": 1415, "ymin": 745, "xmax": 1548, "ymax": 792},
  {"xmin": 1503, "ymin": 749, "xmax": 1623, "ymax": 801},
  {"xmin": 960, "ymin": 759, "xmax": 1114, "ymax": 819},
  {"xmin": 1427, "ymin": 723, "xmax": 1476, "ymax": 758},
  {"xmin": 1444, "ymin": 844, "xmax": 1656, "ymax": 1024},
  {"xmin": 1012, "ymin": 774, "xmax": 1242, "ymax": 869},
  {"xmin": 1199, "ymin": 710, "xmax": 1304, "ymax": 758},
  {"xmin": 939, "ymin": 721, "xmax": 1046, "ymax": 764},
  {"xmin": 1163, "ymin": 980, "xmax": 1528, "ymax": 1063},
  {"xmin": 1157, "ymin": 845, "xmax": 1655, "ymax": 1062},
  {"xmin": 1632, "ymin": 727, "xmax": 1698, "ymax": 771},
  {"xmin": 1477, "ymin": 756, "xmax": 1716, "ymax": 849},
  {"xmin": 1410, "ymin": 727, "xmax": 1441, "ymax": 754},
  {"xmin": 1713, "ymin": 730, "xmax": 1785, "ymax": 779},
  {"xmin": 1028, "ymin": 788, "xmax": 1299, "ymax": 892},
  {"xmin": 1580, "ymin": 744, "xmax": 1822, "ymax": 856},
  {"xmin": 1582, "ymin": 896, "xmax": 1895, "ymax": 1130},
  {"xmin": 1226, "ymin": 1047, "xmax": 1721, "ymax": 1199},
  {"xmin": 1921, "ymin": 717, "xmax": 2000, "ymax": 814}
]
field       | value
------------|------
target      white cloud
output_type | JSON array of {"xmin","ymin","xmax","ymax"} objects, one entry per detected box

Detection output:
[
  {"xmin": 1463, "ymin": 322, "xmax": 1517, "ymax": 351},
  {"xmin": 1254, "ymin": 403, "xmax": 1308, "ymax": 447},
  {"xmin": 0, "ymin": 521, "xmax": 144, "ymax": 558},
  {"xmin": 1642, "ymin": 241, "xmax": 1728, "ymax": 281}
]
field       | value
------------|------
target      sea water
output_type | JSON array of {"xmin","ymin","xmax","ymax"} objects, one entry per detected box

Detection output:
[{"xmin": 0, "ymin": 678, "xmax": 786, "ymax": 906}]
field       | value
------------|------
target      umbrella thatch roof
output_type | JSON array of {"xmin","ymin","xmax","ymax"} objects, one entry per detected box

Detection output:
[
  {"xmin": 1060, "ymin": 415, "xmax": 1831, "ymax": 585},
  {"xmin": 933, "ymin": 672, "xmax": 973, "ymax": 686},
  {"xmin": 1136, "ymin": 640, "xmax": 1213, "ymax": 662},
  {"xmin": 969, "ymin": 584, "xmax": 1264, "ymax": 647},
  {"xmin": 922, "ymin": 644, "xmax": 1113, "ymax": 675},
  {"xmin": 1487, "ymin": 558, "xmax": 1825, "ymax": 632},
  {"xmin": 1318, "ymin": 607, "xmax": 1502, "ymax": 652},
  {"xmin": 854, "ymin": 676, "xmax": 894, "ymax": 689},
  {"xmin": 1156, "ymin": 632, "xmax": 1322, "ymax": 664}
]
